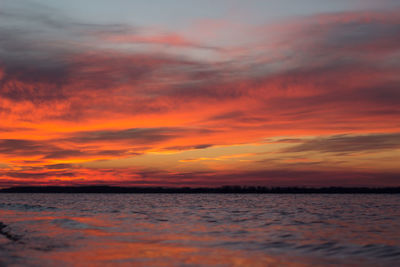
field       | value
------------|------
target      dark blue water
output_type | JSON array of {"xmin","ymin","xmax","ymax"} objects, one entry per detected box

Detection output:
[{"xmin": 1, "ymin": 194, "xmax": 399, "ymax": 266}]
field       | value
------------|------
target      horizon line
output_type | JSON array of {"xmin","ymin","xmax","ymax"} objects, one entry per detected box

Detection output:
[{"xmin": 1, "ymin": 185, "xmax": 399, "ymax": 194}]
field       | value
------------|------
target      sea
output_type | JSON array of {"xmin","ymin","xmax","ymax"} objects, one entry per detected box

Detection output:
[{"xmin": 0, "ymin": 194, "xmax": 399, "ymax": 266}]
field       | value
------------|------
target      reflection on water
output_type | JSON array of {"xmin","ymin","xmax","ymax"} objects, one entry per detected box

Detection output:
[{"xmin": 0, "ymin": 194, "xmax": 399, "ymax": 266}]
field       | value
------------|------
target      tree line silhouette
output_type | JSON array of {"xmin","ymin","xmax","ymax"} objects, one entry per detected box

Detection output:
[{"xmin": 1, "ymin": 186, "xmax": 399, "ymax": 194}]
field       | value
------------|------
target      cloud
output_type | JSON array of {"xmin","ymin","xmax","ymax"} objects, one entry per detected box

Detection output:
[
  {"xmin": 0, "ymin": 126, "xmax": 215, "ymax": 164},
  {"xmin": 1, "ymin": 170, "xmax": 76, "ymax": 179},
  {"xmin": 0, "ymin": 139, "xmax": 53, "ymax": 156},
  {"xmin": 179, "ymin": 153, "xmax": 255, "ymax": 162},
  {"xmin": 163, "ymin": 144, "xmax": 214, "ymax": 151},
  {"xmin": 0, "ymin": 2, "xmax": 208, "ymax": 109},
  {"xmin": 1, "ymin": 3, "xmax": 400, "ymax": 187},
  {"xmin": 45, "ymin": 163, "xmax": 75, "ymax": 169},
  {"xmin": 0, "ymin": 138, "xmax": 136, "ymax": 160},
  {"xmin": 1, "ymin": 167, "xmax": 398, "ymax": 188},
  {"xmin": 284, "ymin": 133, "xmax": 400, "ymax": 154},
  {"xmin": 66, "ymin": 127, "xmax": 184, "ymax": 143},
  {"xmin": 1, "ymin": 5, "xmax": 399, "ymax": 127}
]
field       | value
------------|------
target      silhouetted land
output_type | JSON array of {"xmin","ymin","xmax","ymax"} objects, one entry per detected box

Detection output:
[{"xmin": 0, "ymin": 186, "xmax": 399, "ymax": 194}]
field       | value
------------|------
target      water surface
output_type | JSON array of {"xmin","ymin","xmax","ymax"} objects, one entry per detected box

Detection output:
[{"xmin": 1, "ymin": 194, "xmax": 399, "ymax": 266}]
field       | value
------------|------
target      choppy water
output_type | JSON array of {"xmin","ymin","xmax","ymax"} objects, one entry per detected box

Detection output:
[{"xmin": 0, "ymin": 194, "xmax": 399, "ymax": 266}]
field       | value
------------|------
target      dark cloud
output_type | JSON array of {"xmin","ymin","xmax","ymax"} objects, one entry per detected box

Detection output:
[
  {"xmin": 207, "ymin": 111, "xmax": 268, "ymax": 125},
  {"xmin": 316, "ymin": 15, "xmax": 400, "ymax": 54},
  {"xmin": 284, "ymin": 133, "xmax": 400, "ymax": 154},
  {"xmin": 42, "ymin": 149, "xmax": 139, "ymax": 159},
  {"xmin": 0, "ymin": 170, "xmax": 75, "ymax": 179},
  {"xmin": 42, "ymin": 149, "xmax": 85, "ymax": 159},
  {"xmin": 70, "ymin": 169, "xmax": 400, "ymax": 187},
  {"xmin": 164, "ymin": 144, "xmax": 214, "ymax": 151},
  {"xmin": 0, "ymin": 166, "xmax": 399, "ymax": 187},
  {"xmin": 0, "ymin": 139, "xmax": 85, "ymax": 159},
  {"xmin": 0, "ymin": 138, "xmax": 136, "ymax": 160},
  {"xmin": 44, "ymin": 163, "xmax": 75, "ymax": 169},
  {"xmin": 0, "ymin": 139, "xmax": 52, "ymax": 156},
  {"xmin": 0, "ymin": 2, "xmax": 202, "ymax": 106},
  {"xmin": 67, "ymin": 127, "xmax": 185, "ymax": 144},
  {"xmin": 245, "ymin": 11, "xmax": 400, "ymax": 124}
]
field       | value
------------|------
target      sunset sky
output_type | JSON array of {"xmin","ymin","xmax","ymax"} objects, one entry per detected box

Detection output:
[{"xmin": 0, "ymin": 0, "xmax": 399, "ymax": 188}]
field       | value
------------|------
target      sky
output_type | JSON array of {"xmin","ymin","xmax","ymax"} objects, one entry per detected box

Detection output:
[{"xmin": 0, "ymin": 0, "xmax": 399, "ymax": 188}]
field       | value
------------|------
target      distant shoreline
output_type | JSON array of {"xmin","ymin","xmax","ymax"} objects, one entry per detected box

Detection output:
[{"xmin": 0, "ymin": 186, "xmax": 399, "ymax": 194}]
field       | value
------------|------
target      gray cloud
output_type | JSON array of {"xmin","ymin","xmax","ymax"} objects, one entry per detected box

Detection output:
[
  {"xmin": 0, "ymin": 170, "xmax": 75, "ymax": 179},
  {"xmin": 66, "ymin": 127, "xmax": 185, "ymax": 144},
  {"xmin": 44, "ymin": 163, "xmax": 75, "ymax": 169},
  {"xmin": 283, "ymin": 133, "xmax": 400, "ymax": 154},
  {"xmin": 0, "ymin": 138, "xmax": 136, "ymax": 160},
  {"xmin": 1, "ymin": 2, "xmax": 399, "ymax": 125},
  {"xmin": 163, "ymin": 144, "xmax": 214, "ymax": 151},
  {"xmin": 0, "ymin": 1, "xmax": 203, "ymax": 105}
]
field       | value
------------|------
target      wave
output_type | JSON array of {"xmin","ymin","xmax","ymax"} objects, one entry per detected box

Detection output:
[{"xmin": 0, "ymin": 221, "xmax": 21, "ymax": 242}]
